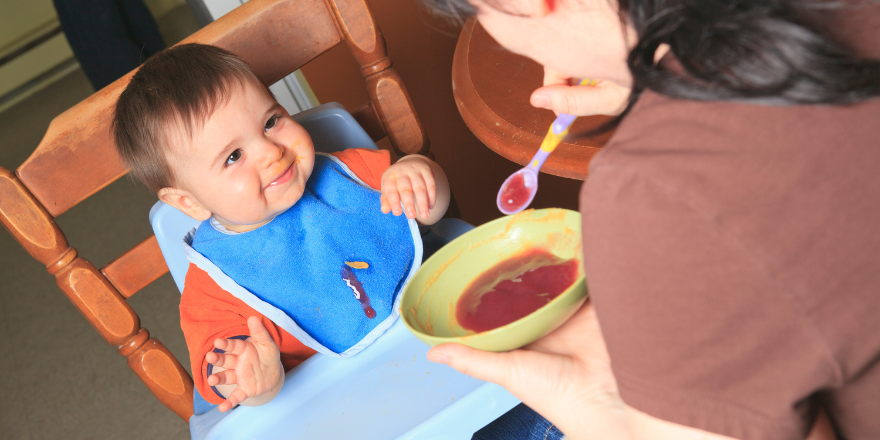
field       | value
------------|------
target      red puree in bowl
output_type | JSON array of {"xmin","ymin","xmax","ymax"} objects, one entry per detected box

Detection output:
[
  {"xmin": 499, "ymin": 172, "xmax": 531, "ymax": 212},
  {"xmin": 456, "ymin": 249, "xmax": 579, "ymax": 333}
]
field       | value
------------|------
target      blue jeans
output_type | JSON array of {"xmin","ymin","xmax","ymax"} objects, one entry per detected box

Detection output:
[
  {"xmin": 52, "ymin": 0, "xmax": 165, "ymax": 90},
  {"xmin": 472, "ymin": 403, "xmax": 566, "ymax": 440}
]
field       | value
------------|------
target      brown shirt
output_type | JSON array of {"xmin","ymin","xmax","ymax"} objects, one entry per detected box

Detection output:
[{"xmin": 580, "ymin": 19, "xmax": 880, "ymax": 440}]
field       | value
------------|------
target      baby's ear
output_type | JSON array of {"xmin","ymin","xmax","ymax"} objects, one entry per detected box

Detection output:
[{"xmin": 158, "ymin": 187, "xmax": 212, "ymax": 221}]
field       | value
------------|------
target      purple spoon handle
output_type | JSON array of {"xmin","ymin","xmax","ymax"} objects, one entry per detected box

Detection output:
[
  {"xmin": 526, "ymin": 148, "xmax": 553, "ymax": 173},
  {"xmin": 551, "ymin": 114, "xmax": 577, "ymax": 135}
]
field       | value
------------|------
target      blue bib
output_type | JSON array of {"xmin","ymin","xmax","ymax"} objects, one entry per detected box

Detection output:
[{"xmin": 183, "ymin": 153, "xmax": 422, "ymax": 357}]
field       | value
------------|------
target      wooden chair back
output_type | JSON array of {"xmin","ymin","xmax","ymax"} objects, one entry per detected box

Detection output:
[{"xmin": 0, "ymin": 0, "xmax": 428, "ymax": 421}]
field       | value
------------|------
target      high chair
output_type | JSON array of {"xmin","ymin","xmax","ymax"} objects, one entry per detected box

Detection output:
[
  {"xmin": 0, "ymin": 0, "xmax": 518, "ymax": 436},
  {"xmin": 152, "ymin": 102, "xmax": 519, "ymax": 439}
]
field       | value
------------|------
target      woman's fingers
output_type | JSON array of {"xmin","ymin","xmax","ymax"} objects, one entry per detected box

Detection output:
[
  {"xmin": 527, "ymin": 302, "xmax": 604, "ymax": 358},
  {"xmin": 427, "ymin": 344, "xmax": 533, "ymax": 394},
  {"xmin": 542, "ymin": 66, "xmax": 574, "ymax": 87},
  {"xmin": 427, "ymin": 344, "xmax": 583, "ymax": 418},
  {"xmin": 427, "ymin": 303, "xmax": 628, "ymax": 439},
  {"xmin": 530, "ymin": 81, "xmax": 631, "ymax": 117}
]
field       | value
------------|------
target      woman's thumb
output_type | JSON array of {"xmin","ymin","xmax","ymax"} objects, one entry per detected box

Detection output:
[
  {"xmin": 530, "ymin": 82, "xmax": 630, "ymax": 117},
  {"xmin": 428, "ymin": 343, "xmax": 518, "ymax": 387}
]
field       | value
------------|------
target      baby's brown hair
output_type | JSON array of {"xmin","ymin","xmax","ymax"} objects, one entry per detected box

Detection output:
[{"xmin": 112, "ymin": 43, "xmax": 267, "ymax": 193}]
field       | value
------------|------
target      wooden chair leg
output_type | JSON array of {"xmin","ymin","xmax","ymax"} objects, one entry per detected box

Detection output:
[{"xmin": 0, "ymin": 167, "xmax": 194, "ymax": 421}]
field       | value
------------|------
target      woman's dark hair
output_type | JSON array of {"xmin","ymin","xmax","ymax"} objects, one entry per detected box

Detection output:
[
  {"xmin": 620, "ymin": 0, "xmax": 880, "ymax": 105},
  {"xmin": 419, "ymin": 0, "xmax": 880, "ymax": 106}
]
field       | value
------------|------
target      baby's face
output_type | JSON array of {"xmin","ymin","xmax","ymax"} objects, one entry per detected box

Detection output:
[{"xmin": 170, "ymin": 82, "xmax": 315, "ymax": 232}]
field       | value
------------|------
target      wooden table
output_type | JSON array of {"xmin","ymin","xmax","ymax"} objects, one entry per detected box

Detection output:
[{"xmin": 451, "ymin": 19, "xmax": 614, "ymax": 180}]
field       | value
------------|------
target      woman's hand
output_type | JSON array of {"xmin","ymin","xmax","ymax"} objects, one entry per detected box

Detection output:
[
  {"xmin": 427, "ymin": 302, "xmax": 634, "ymax": 439},
  {"xmin": 428, "ymin": 303, "xmax": 767, "ymax": 440},
  {"xmin": 530, "ymin": 67, "xmax": 631, "ymax": 117}
]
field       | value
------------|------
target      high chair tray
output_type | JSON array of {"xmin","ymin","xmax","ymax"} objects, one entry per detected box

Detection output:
[{"xmin": 194, "ymin": 319, "xmax": 520, "ymax": 439}]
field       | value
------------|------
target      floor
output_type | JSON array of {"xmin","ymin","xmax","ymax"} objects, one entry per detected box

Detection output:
[{"xmin": 0, "ymin": 3, "xmax": 584, "ymax": 439}]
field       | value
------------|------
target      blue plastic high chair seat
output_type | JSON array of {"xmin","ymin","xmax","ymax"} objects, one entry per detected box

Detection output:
[{"xmin": 149, "ymin": 103, "xmax": 519, "ymax": 440}]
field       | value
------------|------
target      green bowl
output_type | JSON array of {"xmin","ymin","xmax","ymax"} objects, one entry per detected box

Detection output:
[{"xmin": 400, "ymin": 208, "xmax": 587, "ymax": 352}]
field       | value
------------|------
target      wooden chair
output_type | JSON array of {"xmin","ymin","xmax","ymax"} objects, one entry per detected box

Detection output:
[{"xmin": 0, "ymin": 0, "xmax": 431, "ymax": 422}]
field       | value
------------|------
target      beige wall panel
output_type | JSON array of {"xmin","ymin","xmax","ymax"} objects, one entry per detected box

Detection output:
[
  {"xmin": 0, "ymin": 35, "xmax": 75, "ymax": 98},
  {"xmin": 0, "ymin": 0, "xmax": 57, "ymax": 53},
  {"xmin": 0, "ymin": 0, "xmax": 186, "ymax": 109}
]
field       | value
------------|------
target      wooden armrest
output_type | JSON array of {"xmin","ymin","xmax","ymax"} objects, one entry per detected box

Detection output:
[{"xmin": 102, "ymin": 236, "xmax": 169, "ymax": 299}]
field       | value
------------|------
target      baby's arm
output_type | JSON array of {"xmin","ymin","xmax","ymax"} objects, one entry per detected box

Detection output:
[
  {"xmin": 380, "ymin": 154, "xmax": 450, "ymax": 225},
  {"xmin": 206, "ymin": 316, "xmax": 285, "ymax": 412}
]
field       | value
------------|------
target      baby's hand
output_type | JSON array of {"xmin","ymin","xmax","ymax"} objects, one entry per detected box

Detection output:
[
  {"xmin": 205, "ymin": 316, "xmax": 284, "ymax": 412},
  {"xmin": 380, "ymin": 155, "xmax": 437, "ymax": 220}
]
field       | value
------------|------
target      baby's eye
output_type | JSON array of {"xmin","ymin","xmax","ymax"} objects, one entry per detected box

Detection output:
[
  {"xmin": 265, "ymin": 115, "xmax": 280, "ymax": 132},
  {"xmin": 225, "ymin": 149, "xmax": 242, "ymax": 166}
]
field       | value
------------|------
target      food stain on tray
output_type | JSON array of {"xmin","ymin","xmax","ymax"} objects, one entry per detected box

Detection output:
[{"xmin": 341, "ymin": 265, "xmax": 376, "ymax": 318}]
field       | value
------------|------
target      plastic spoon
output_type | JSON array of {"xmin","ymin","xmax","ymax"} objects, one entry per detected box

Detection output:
[
  {"xmin": 496, "ymin": 79, "xmax": 593, "ymax": 215},
  {"xmin": 497, "ymin": 79, "xmax": 594, "ymax": 215}
]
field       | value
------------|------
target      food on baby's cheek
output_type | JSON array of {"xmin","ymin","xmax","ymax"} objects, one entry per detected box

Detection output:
[
  {"xmin": 456, "ymin": 249, "xmax": 579, "ymax": 333},
  {"xmin": 345, "ymin": 261, "xmax": 370, "ymax": 269},
  {"xmin": 341, "ymin": 265, "xmax": 376, "ymax": 319},
  {"xmin": 498, "ymin": 172, "xmax": 532, "ymax": 212}
]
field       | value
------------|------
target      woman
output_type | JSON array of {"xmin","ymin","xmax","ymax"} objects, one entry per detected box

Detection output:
[{"xmin": 418, "ymin": 0, "xmax": 880, "ymax": 439}]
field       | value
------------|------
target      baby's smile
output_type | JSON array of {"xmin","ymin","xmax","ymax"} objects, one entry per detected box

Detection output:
[
  {"xmin": 267, "ymin": 161, "xmax": 294, "ymax": 189},
  {"xmin": 265, "ymin": 150, "xmax": 303, "ymax": 191}
]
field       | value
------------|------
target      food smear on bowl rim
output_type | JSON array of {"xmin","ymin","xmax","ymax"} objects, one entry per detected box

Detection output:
[
  {"xmin": 456, "ymin": 249, "xmax": 579, "ymax": 333},
  {"xmin": 498, "ymin": 172, "xmax": 532, "ymax": 213}
]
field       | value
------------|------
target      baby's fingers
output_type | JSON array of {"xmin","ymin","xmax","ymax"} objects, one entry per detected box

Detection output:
[
  {"xmin": 394, "ymin": 175, "xmax": 418, "ymax": 219},
  {"xmin": 207, "ymin": 368, "xmax": 238, "ymax": 387},
  {"xmin": 206, "ymin": 350, "xmax": 238, "ymax": 370},
  {"xmin": 213, "ymin": 336, "xmax": 250, "ymax": 355},
  {"xmin": 419, "ymin": 168, "xmax": 438, "ymax": 212},
  {"xmin": 219, "ymin": 387, "xmax": 248, "ymax": 412},
  {"xmin": 380, "ymin": 193, "xmax": 391, "ymax": 215},
  {"xmin": 410, "ymin": 175, "xmax": 432, "ymax": 220},
  {"xmin": 382, "ymin": 177, "xmax": 404, "ymax": 216},
  {"xmin": 246, "ymin": 316, "xmax": 273, "ymax": 346}
]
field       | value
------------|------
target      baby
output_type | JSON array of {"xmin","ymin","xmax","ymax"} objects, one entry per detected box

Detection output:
[{"xmin": 113, "ymin": 43, "xmax": 449, "ymax": 412}]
